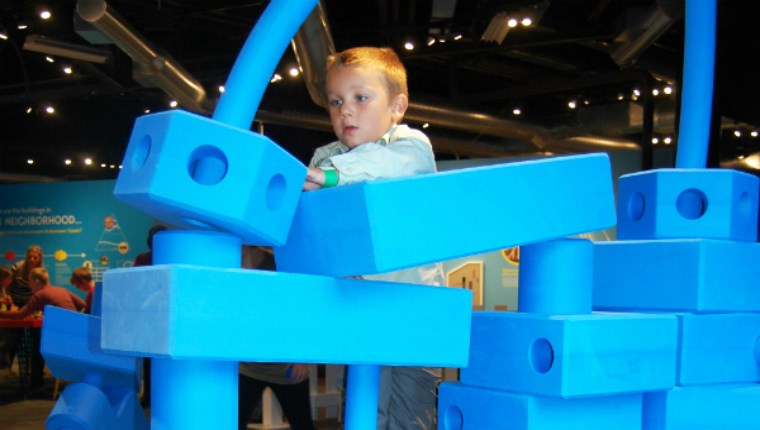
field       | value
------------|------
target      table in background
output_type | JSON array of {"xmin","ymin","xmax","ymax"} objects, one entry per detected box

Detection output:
[{"xmin": 0, "ymin": 318, "xmax": 43, "ymax": 395}]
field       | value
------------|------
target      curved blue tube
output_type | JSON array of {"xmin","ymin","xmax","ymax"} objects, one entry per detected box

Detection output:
[
  {"xmin": 676, "ymin": 0, "xmax": 717, "ymax": 168},
  {"xmin": 213, "ymin": 0, "xmax": 319, "ymax": 129}
]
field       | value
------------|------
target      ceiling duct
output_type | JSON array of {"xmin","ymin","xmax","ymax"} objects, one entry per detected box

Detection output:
[
  {"xmin": 611, "ymin": 0, "xmax": 684, "ymax": 68},
  {"xmin": 75, "ymin": 0, "xmax": 210, "ymax": 113}
]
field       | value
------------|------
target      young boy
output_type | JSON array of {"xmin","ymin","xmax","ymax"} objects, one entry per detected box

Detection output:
[
  {"xmin": 69, "ymin": 266, "xmax": 95, "ymax": 314},
  {"xmin": 302, "ymin": 46, "xmax": 444, "ymax": 430},
  {"xmin": 0, "ymin": 267, "xmax": 86, "ymax": 319}
]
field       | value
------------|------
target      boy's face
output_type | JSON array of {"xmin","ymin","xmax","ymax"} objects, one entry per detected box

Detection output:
[{"xmin": 326, "ymin": 65, "xmax": 406, "ymax": 148}]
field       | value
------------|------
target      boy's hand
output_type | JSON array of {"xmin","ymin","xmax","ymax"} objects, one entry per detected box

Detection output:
[{"xmin": 303, "ymin": 167, "xmax": 326, "ymax": 191}]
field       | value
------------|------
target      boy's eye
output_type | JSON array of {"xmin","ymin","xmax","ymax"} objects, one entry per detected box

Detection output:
[
  {"xmin": 328, "ymin": 99, "xmax": 342, "ymax": 108},
  {"xmin": 356, "ymin": 95, "xmax": 368, "ymax": 102}
]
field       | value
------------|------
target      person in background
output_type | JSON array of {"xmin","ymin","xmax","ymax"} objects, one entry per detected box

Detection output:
[
  {"xmin": 133, "ymin": 224, "xmax": 167, "ymax": 406},
  {"xmin": 9, "ymin": 245, "xmax": 44, "ymax": 308},
  {"xmin": 238, "ymin": 246, "xmax": 317, "ymax": 430},
  {"xmin": 3, "ymin": 246, "xmax": 44, "ymax": 383},
  {"xmin": 69, "ymin": 266, "xmax": 95, "ymax": 314},
  {"xmin": 134, "ymin": 225, "xmax": 168, "ymax": 267},
  {"xmin": 0, "ymin": 267, "xmax": 85, "ymax": 393},
  {"xmin": 302, "ymin": 46, "xmax": 444, "ymax": 430},
  {"xmin": 0, "ymin": 266, "xmax": 17, "ymax": 379}
]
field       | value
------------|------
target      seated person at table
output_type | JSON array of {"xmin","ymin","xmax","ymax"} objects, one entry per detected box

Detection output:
[
  {"xmin": 0, "ymin": 267, "xmax": 86, "ymax": 319},
  {"xmin": 0, "ymin": 267, "xmax": 86, "ymax": 392},
  {"xmin": 69, "ymin": 266, "xmax": 95, "ymax": 314},
  {"xmin": 1, "ymin": 266, "xmax": 17, "ymax": 378}
]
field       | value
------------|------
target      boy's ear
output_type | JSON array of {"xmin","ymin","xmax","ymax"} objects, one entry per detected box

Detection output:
[{"xmin": 392, "ymin": 94, "xmax": 409, "ymax": 121}]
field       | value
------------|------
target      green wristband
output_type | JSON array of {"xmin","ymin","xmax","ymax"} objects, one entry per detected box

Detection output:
[{"xmin": 323, "ymin": 168, "xmax": 339, "ymax": 188}]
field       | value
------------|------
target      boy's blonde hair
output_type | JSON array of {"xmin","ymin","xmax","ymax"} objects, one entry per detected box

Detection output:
[
  {"xmin": 29, "ymin": 267, "xmax": 49, "ymax": 285},
  {"xmin": 327, "ymin": 47, "xmax": 408, "ymax": 99},
  {"xmin": 70, "ymin": 266, "xmax": 92, "ymax": 284}
]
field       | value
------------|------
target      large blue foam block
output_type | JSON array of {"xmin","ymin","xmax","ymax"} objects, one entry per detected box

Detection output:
[
  {"xmin": 643, "ymin": 384, "xmax": 760, "ymax": 430},
  {"xmin": 675, "ymin": 312, "xmax": 760, "ymax": 385},
  {"xmin": 594, "ymin": 239, "xmax": 760, "ymax": 312},
  {"xmin": 41, "ymin": 306, "xmax": 141, "ymax": 389},
  {"xmin": 459, "ymin": 311, "xmax": 678, "ymax": 398},
  {"xmin": 438, "ymin": 382, "xmax": 643, "ymax": 430},
  {"xmin": 275, "ymin": 153, "xmax": 616, "ymax": 276},
  {"xmin": 100, "ymin": 265, "xmax": 471, "ymax": 366},
  {"xmin": 114, "ymin": 109, "xmax": 307, "ymax": 246},
  {"xmin": 616, "ymin": 168, "xmax": 759, "ymax": 241}
]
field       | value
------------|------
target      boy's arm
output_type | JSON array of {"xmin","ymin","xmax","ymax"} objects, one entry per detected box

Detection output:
[
  {"xmin": 70, "ymin": 292, "xmax": 87, "ymax": 312},
  {"xmin": 328, "ymin": 138, "xmax": 435, "ymax": 185}
]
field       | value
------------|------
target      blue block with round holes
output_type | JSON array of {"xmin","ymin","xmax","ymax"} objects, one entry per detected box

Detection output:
[
  {"xmin": 438, "ymin": 382, "xmax": 643, "ymax": 430},
  {"xmin": 616, "ymin": 168, "xmax": 758, "ymax": 241},
  {"xmin": 114, "ymin": 109, "xmax": 307, "ymax": 246},
  {"xmin": 459, "ymin": 311, "xmax": 678, "ymax": 398}
]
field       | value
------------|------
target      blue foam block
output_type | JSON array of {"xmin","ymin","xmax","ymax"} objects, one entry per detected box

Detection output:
[
  {"xmin": 113, "ymin": 109, "xmax": 307, "ymax": 246},
  {"xmin": 438, "ymin": 382, "xmax": 643, "ymax": 430},
  {"xmin": 675, "ymin": 312, "xmax": 760, "ymax": 385},
  {"xmin": 47, "ymin": 383, "xmax": 148, "ymax": 430},
  {"xmin": 643, "ymin": 384, "xmax": 760, "ymax": 430},
  {"xmin": 594, "ymin": 239, "xmax": 760, "ymax": 312},
  {"xmin": 616, "ymin": 168, "xmax": 759, "ymax": 241},
  {"xmin": 459, "ymin": 311, "xmax": 677, "ymax": 398},
  {"xmin": 100, "ymin": 265, "xmax": 471, "ymax": 366},
  {"xmin": 41, "ymin": 306, "xmax": 141, "ymax": 389},
  {"xmin": 275, "ymin": 153, "xmax": 616, "ymax": 276}
]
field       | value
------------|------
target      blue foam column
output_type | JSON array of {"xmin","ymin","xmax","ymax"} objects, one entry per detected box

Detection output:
[
  {"xmin": 344, "ymin": 364, "xmax": 381, "ymax": 430},
  {"xmin": 675, "ymin": 0, "xmax": 716, "ymax": 168},
  {"xmin": 151, "ymin": 230, "xmax": 242, "ymax": 430},
  {"xmin": 518, "ymin": 239, "xmax": 593, "ymax": 314},
  {"xmin": 213, "ymin": 0, "xmax": 318, "ymax": 128}
]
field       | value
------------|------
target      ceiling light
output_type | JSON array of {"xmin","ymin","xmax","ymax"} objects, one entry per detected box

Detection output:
[
  {"xmin": 288, "ymin": 66, "xmax": 300, "ymax": 77},
  {"xmin": 521, "ymin": 17, "xmax": 533, "ymax": 27},
  {"xmin": 45, "ymin": 56, "xmax": 55, "ymax": 63},
  {"xmin": 663, "ymin": 86, "xmax": 673, "ymax": 95},
  {"xmin": 0, "ymin": 31, "xmax": 7, "ymax": 41},
  {"xmin": 84, "ymin": 158, "xmax": 93, "ymax": 166},
  {"xmin": 426, "ymin": 37, "xmax": 436, "ymax": 46},
  {"xmin": 403, "ymin": 41, "xmax": 414, "ymax": 50},
  {"xmin": 567, "ymin": 100, "xmax": 577, "ymax": 109},
  {"xmin": 64, "ymin": 159, "xmax": 72, "ymax": 165},
  {"xmin": 23, "ymin": 34, "xmax": 112, "ymax": 64},
  {"xmin": 39, "ymin": 10, "xmax": 52, "ymax": 20},
  {"xmin": 17, "ymin": 22, "xmax": 28, "ymax": 30},
  {"xmin": 751, "ymin": 130, "xmax": 758, "ymax": 137},
  {"xmin": 652, "ymin": 88, "xmax": 660, "ymax": 96},
  {"xmin": 218, "ymin": 85, "xmax": 225, "ymax": 93},
  {"xmin": 270, "ymin": 73, "xmax": 282, "ymax": 83},
  {"xmin": 169, "ymin": 100, "xmax": 178, "ymax": 108},
  {"xmin": 663, "ymin": 136, "xmax": 672, "ymax": 144},
  {"xmin": 453, "ymin": 33, "xmax": 462, "ymax": 41},
  {"xmin": 63, "ymin": 65, "xmax": 73, "ymax": 74},
  {"xmin": 734, "ymin": 130, "xmax": 742, "ymax": 137},
  {"xmin": 45, "ymin": 105, "xmax": 55, "ymax": 114},
  {"xmin": 652, "ymin": 137, "xmax": 659, "ymax": 144},
  {"xmin": 27, "ymin": 159, "xmax": 34, "ymax": 165},
  {"xmin": 512, "ymin": 108, "xmax": 522, "ymax": 115},
  {"xmin": 25, "ymin": 107, "xmax": 32, "ymax": 114}
]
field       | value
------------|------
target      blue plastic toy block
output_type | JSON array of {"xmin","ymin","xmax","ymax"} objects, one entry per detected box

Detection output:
[
  {"xmin": 275, "ymin": 153, "xmax": 616, "ymax": 276},
  {"xmin": 100, "ymin": 264, "xmax": 472, "ymax": 366},
  {"xmin": 114, "ymin": 109, "xmax": 307, "ymax": 246},
  {"xmin": 643, "ymin": 384, "xmax": 760, "ymax": 430},
  {"xmin": 594, "ymin": 239, "xmax": 760, "ymax": 312},
  {"xmin": 47, "ymin": 383, "xmax": 148, "ymax": 430},
  {"xmin": 438, "ymin": 382, "xmax": 643, "ymax": 430},
  {"xmin": 675, "ymin": 312, "xmax": 760, "ymax": 385},
  {"xmin": 41, "ymin": 306, "xmax": 141, "ymax": 389},
  {"xmin": 616, "ymin": 168, "xmax": 759, "ymax": 241},
  {"xmin": 459, "ymin": 311, "xmax": 678, "ymax": 398}
]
